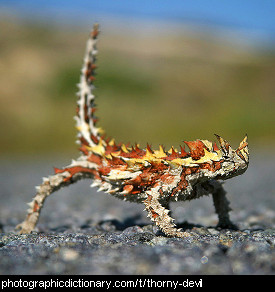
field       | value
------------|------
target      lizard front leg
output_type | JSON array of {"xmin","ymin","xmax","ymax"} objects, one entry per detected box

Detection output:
[
  {"xmin": 143, "ymin": 187, "xmax": 190, "ymax": 238},
  {"xmin": 203, "ymin": 180, "xmax": 237, "ymax": 229},
  {"xmin": 16, "ymin": 161, "xmax": 96, "ymax": 234}
]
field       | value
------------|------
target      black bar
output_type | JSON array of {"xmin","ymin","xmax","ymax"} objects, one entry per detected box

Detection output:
[{"xmin": 0, "ymin": 275, "xmax": 271, "ymax": 290}]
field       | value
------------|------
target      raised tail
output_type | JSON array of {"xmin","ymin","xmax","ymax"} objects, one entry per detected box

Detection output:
[{"xmin": 75, "ymin": 24, "xmax": 103, "ymax": 153}]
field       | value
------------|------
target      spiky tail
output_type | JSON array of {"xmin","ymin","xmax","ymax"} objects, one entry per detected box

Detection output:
[
  {"xmin": 75, "ymin": 24, "xmax": 102, "ymax": 150},
  {"xmin": 16, "ymin": 25, "xmax": 104, "ymax": 234}
]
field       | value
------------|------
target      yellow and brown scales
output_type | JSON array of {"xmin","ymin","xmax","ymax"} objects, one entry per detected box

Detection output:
[{"xmin": 17, "ymin": 24, "xmax": 249, "ymax": 238}]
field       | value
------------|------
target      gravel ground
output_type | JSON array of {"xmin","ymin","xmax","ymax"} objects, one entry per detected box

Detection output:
[{"xmin": 0, "ymin": 152, "xmax": 274, "ymax": 275}]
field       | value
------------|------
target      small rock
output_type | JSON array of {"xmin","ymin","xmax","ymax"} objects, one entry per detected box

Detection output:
[{"xmin": 60, "ymin": 248, "xmax": 79, "ymax": 261}]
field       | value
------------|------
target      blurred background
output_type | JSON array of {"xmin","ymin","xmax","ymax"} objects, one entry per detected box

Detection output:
[
  {"xmin": 1, "ymin": 0, "xmax": 274, "ymax": 159},
  {"xmin": 0, "ymin": 1, "xmax": 275, "ymax": 230}
]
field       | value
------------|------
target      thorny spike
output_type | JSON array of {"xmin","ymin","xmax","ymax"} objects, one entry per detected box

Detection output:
[
  {"xmin": 158, "ymin": 145, "xmax": 166, "ymax": 157},
  {"xmin": 238, "ymin": 134, "xmax": 248, "ymax": 151},
  {"xmin": 214, "ymin": 134, "xmax": 233, "ymax": 155},
  {"xmin": 146, "ymin": 143, "xmax": 153, "ymax": 154},
  {"xmin": 200, "ymin": 140, "xmax": 213, "ymax": 152}
]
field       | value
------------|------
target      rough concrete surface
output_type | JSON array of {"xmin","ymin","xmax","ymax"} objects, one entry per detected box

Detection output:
[{"xmin": 0, "ymin": 152, "xmax": 274, "ymax": 275}]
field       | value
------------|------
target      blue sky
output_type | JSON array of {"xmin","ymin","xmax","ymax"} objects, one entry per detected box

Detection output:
[{"xmin": 1, "ymin": 0, "xmax": 275, "ymax": 44}]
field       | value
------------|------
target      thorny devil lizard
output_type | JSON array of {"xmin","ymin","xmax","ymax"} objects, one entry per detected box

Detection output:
[{"xmin": 17, "ymin": 24, "xmax": 249, "ymax": 238}]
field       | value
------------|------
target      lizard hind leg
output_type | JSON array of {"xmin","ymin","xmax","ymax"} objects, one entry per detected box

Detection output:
[
  {"xmin": 16, "ymin": 161, "xmax": 96, "ymax": 234},
  {"xmin": 143, "ymin": 188, "xmax": 191, "ymax": 238}
]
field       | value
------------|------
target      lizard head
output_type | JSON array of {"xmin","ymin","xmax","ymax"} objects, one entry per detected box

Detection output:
[{"xmin": 215, "ymin": 134, "xmax": 249, "ymax": 180}]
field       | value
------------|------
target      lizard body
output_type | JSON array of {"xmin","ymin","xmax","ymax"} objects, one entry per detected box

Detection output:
[{"xmin": 17, "ymin": 24, "xmax": 249, "ymax": 237}]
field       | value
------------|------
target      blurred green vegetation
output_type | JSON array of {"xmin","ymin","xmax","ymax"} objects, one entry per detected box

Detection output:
[{"xmin": 0, "ymin": 16, "xmax": 274, "ymax": 158}]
